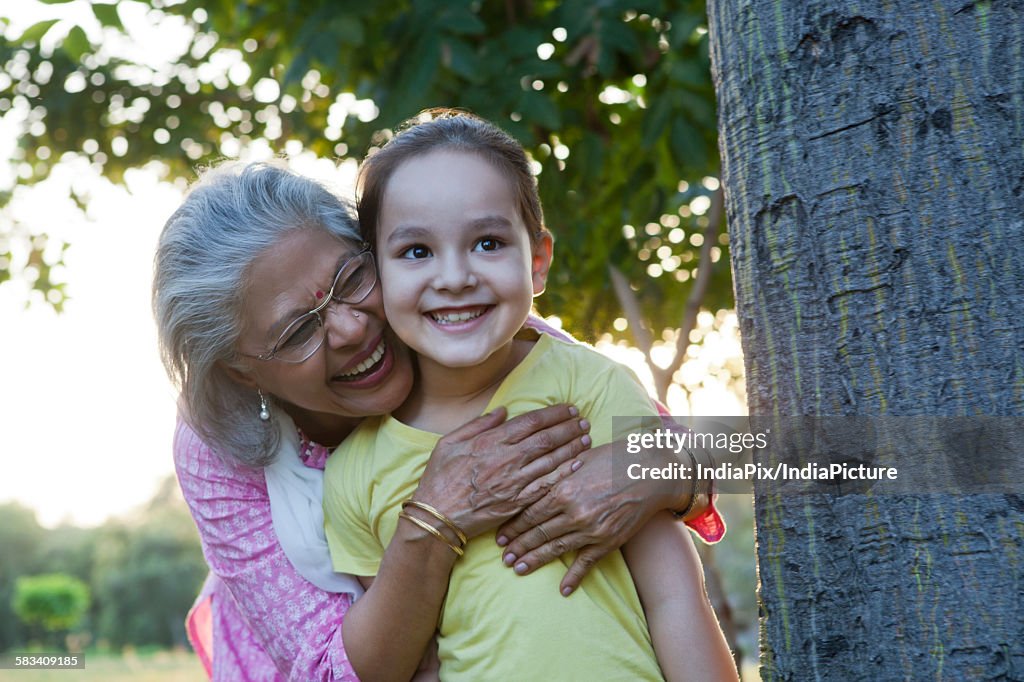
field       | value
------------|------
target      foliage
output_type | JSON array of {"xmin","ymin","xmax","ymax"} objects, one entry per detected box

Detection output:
[
  {"xmin": 90, "ymin": 478, "xmax": 208, "ymax": 649},
  {"xmin": 0, "ymin": 0, "xmax": 729, "ymax": 337},
  {"xmin": 0, "ymin": 480, "xmax": 207, "ymax": 653},
  {"xmin": 0, "ymin": 503, "xmax": 45, "ymax": 651},
  {"xmin": 12, "ymin": 572, "xmax": 91, "ymax": 634}
]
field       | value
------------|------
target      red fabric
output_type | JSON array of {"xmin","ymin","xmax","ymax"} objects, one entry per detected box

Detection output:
[
  {"xmin": 652, "ymin": 402, "xmax": 726, "ymax": 543},
  {"xmin": 185, "ymin": 579, "xmax": 214, "ymax": 678}
]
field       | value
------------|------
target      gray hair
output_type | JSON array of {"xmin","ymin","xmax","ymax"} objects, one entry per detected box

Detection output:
[{"xmin": 153, "ymin": 160, "xmax": 361, "ymax": 467}]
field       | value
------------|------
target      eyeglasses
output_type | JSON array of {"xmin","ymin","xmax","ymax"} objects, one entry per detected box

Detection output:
[{"xmin": 249, "ymin": 245, "xmax": 377, "ymax": 364}]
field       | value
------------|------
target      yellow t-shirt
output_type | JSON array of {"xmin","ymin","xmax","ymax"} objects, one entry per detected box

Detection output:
[{"xmin": 324, "ymin": 332, "xmax": 663, "ymax": 681}]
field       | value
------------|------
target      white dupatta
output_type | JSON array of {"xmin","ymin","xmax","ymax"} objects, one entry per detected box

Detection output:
[{"xmin": 264, "ymin": 414, "xmax": 365, "ymax": 599}]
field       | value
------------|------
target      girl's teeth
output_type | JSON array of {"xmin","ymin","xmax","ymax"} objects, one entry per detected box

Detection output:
[
  {"xmin": 432, "ymin": 309, "xmax": 484, "ymax": 324},
  {"xmin": 340, "ymin": 340, "xmax": 385, "ymax": 377}
]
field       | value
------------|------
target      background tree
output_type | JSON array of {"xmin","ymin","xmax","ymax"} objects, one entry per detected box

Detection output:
[
  {"xmin": 0, "ymin": 503, "xmax": 44, "ymax": 651},
  {"xmin": 12, "ymin": 572, "xmax": 90, "ymax": 648},
  {"xmin": 0, "ymin": 481, "xmax": 208, "ymax": 654},
  {"xmin": 0, "ymin": 0, "xmax": 730, "ymax": 399},
  {"xmin": 709, "ymin": 1, "xmax": 1024, "ymax": 678},
  {"xmin": 90, "ymin": 477, "xmax": 208, "ymax": 649}
]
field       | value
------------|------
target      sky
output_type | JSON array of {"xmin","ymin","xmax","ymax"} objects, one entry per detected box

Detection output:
[{"xmin": 0, "ymin": 2, "xmax": 744, "ymax": 528}]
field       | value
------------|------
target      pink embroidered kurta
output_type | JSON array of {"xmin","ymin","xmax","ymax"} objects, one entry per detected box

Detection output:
[{"xmin": 175, "ymin": 419, "xmax": 357, "ymax": 681}]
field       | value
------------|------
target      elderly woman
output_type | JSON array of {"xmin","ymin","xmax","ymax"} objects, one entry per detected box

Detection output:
[{"xmin": 154, "ymin": 160, "xmax": 723, "ymax": 680}]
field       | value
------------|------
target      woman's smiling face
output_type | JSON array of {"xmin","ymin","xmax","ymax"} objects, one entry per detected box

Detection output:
[
  {"xmin": 375, "ymin": 150, "xmax": 551, "ymax": 371},
  {"xmin": 234, "ymin": 228, "xmax": 415, "ymax": 420}
]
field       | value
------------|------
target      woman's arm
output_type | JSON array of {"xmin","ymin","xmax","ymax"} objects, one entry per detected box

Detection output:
[
  {"xmin": 622, "ymin": 512, "xmax": 737, "ymax": 682},
  {"xmin": 338, "ymin": 405, "xmax": 592, "ymax": 682},
  {"xmin": 502, "ymin": 316, "xmax": 725, "ymax": 593},
  {"xmin": 495, "ymin": 432, "xmax": 720, "ymax": 595}
]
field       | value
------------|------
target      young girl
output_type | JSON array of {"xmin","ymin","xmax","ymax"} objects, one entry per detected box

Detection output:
[{"xmin": 323, "ymin": 111, "xmax": 736, "ymax": 681}]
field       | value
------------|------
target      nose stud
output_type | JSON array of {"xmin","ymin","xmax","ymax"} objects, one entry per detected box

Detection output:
[{"xmin": 352, "ymin": 310, "xmax": 360, "ymax": 319}]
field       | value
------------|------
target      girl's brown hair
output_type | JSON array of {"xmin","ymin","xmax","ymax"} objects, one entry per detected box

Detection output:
[{"xmin": 357, "ymin": 108, "xmax": 547, "ymax": 247}]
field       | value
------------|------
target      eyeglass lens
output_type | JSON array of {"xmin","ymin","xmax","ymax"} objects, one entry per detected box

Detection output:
[{"xmin": 270, "ymin": 251, "xmax": 375, "ymax": 362}]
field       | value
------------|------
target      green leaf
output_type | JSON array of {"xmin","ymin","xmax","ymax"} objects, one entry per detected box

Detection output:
[
  {"xmin": 36, "ymin": 0, "xmax": 76, "ymax": 4},
  {"xmin": 331, "ymin": 15, "xmax": 365, "ymax": 45},
  {"xmin": 669, "ymin": 12, "xmax": 703, "ymax": 50},
  {"xmin": 440, "ymin": 7, "xmax": 485, "ymax": 36},
  {"xmin": 601, "ymin": 19, "xmax": 641, "ymax": 57},
  {"xmin": 18, "ymin": 19, "xmax": 59, "ymax": 44},
  {"xmin": 553, "ymin": 0, "xmax": 595, "ymax": 43},
  {"xmin": 309, "ymin": 30, "xmax": 340, "ymax": 66},
  {"xmin": 641, "ymin": 96, "xmax": 671, "ymax": 149},
  {"xmin": 518, "ymin": 91, "xmax": 561, "ymax": 130},
  {"xmin": 62, "ymin": 25, "xmax": 90, "ymax": 62},
  {"xmin": 282, "ymin": 52, "xmax": 311, "ymax": 89},
  {"xmin": 444, "ymin": 38, "xmax": 481, "ymax": 82},
  {"xmin": 389, "ymin": 33, "xmax": 441, "ymax": 118},
  {"xmin": 671, "ymin": 117, "xmax": 706, "ymax": 171},
  {"xmin": 92, "ymin": 3, "xmax": 124, "ymax": 31}
]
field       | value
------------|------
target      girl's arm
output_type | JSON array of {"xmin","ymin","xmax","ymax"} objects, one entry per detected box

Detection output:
[
  {"xmin": 622, "ymin": 512, "xmax": 738, "ymax": 682},
  {"xmin": 337, "ymin": 405, "xmax": 592, "ymax": 682}
]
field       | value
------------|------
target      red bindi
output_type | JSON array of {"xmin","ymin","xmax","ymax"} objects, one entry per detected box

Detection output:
[{"xmin": 315, "ymin": 290, "xmax": 325, "ymax": 300}]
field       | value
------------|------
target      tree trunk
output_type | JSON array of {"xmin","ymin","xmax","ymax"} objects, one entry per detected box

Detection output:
[{"xmin": 708, "ymin": 1, "xmax": 1024, "ymax": 679}]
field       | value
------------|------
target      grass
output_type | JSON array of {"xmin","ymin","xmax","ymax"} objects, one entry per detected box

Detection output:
[
  {"xmin": 0, "ymin": 649, "xmax": 205, "ymax": 681},
  {"xmin": 0, "ymin": 648, "xmax": 762, "ymax": 681}
]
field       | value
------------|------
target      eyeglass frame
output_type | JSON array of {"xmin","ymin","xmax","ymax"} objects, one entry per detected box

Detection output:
[{"xmin": 242, "ymin": 243, "xmax": 377, "ymax": 364}]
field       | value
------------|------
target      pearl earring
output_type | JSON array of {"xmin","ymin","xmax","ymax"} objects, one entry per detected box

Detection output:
[{"xmin": 258, "ymin": 389, "xmax": 271, "ymax": 421}]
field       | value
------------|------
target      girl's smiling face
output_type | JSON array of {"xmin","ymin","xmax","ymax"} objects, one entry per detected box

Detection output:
[{"xmin": 376, "ymin": 149, "xmax": 552, "ymax": 372}]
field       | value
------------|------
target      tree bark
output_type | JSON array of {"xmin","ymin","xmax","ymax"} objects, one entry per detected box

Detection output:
[{"xmin": 708, "ymin": 1, "xmax": 1024, "ymax": 679}]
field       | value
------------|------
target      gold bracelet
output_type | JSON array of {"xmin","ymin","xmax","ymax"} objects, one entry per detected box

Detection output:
[
  {"xmin": 687, "ymin": 449, "xmax": 713, "ymax": 519},
  {"xmin": 402, "ymin": 499, "xmax": 468, "ymax": 546},
  {"xmin": 672, "ymin": 447, "xmax": 700, "ymax": 520},
  {"xmin": 398, "ymin": 511, "xmax": 464, "ymax": 557}
]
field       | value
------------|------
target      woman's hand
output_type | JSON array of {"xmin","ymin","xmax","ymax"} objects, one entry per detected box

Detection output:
[
  {"xmin": 413, "ymin": 404, "xmax": 592, "ymax": 539},
  {"xmin": 494, "ymin": 441, "xmax": 704, "ymax": 596}
]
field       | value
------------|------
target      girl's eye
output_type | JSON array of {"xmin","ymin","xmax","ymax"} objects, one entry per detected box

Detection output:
[
  {"xmin": 474, "ymin": 238, "xmax": 502, "ymax": 252},
  {"xmin": 399, "ymin": 245, "xmax": 431, "ymax": 259}
]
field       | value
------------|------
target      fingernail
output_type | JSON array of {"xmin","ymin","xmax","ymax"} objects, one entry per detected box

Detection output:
[
  {"xmin": 571, "ymin": 460, "xmax": 583, "ymax": 472},
  {"xmin": 579, "ymin": 419, "xmax": 590, "ymax": 431},
  {"xmin": 503, "ymin": 552, "xmax": 516, "ymax": 566},
  {"xmin": 581, "ymin": 434, "xmax": 591, "ymax": 447},
  {"xmin": 514, "ymin": 562, "xmax": 529, "ymax": 574},
  {"xmin": 561, "ymin": 586, "xmax": 574, "ymax": 597},
  {"xmin": 568, "ymin": 406, "xmax": 579, "ymax": 417},
  {"xmin": 496, "ymin": 535, "xmax": 509, "ymax": 546}
]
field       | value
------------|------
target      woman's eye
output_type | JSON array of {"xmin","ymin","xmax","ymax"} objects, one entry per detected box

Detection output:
[
  {"xmin": 280, "ymin": 316, "xmax": 320, "ymax": 348},
  {"xmin": 474, "ymin": 238, "xmax": 502, "ymax": 252},
  {"xmin": 399, "ymin": 245, "xmax": 431, "ymax": 259}
]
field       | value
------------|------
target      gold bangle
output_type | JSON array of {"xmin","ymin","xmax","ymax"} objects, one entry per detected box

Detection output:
[
  {"xmin": 672, "ymin": 447, "xmax": 700, "ymax": 520},
  {"xmin": 402, "ymin": 499, "xmax": 468, "ymax": 546},
  {"xmin": 398, "ymin": 511, "xmax": 464, "ymax": 557}
]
